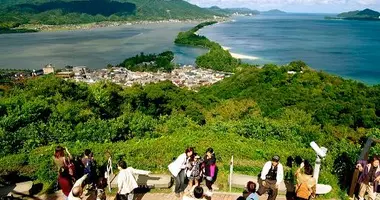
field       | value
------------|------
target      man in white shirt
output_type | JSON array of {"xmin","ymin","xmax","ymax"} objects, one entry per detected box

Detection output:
[
  {"xmin": 117, "ymin": 160, "xmax": 150, "ymax": 200},
  {"xmin": 68, "ymin": 174, "xmax": 88, "ymax": 200},
  {"xmin": 257, "ymin": 155, "xmax": 284, "ymax": 200}
]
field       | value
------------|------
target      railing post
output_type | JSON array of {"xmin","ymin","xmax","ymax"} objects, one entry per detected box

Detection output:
[
  {"xmin": 107, "ymin": 157, "xmax": 113, "ymax": 192},
  {"xmin": 229, "ymin": 155, "xmax": 233, "ymax": 192}
]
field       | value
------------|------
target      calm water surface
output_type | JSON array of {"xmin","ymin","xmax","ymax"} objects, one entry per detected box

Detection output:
[
  {"xmin": 199, "ymin": 14, "xmax": 380, "ymax": 84},
  {"xmin": 0, "ymin": 23, "xmax": 206, "ymax": 69}
]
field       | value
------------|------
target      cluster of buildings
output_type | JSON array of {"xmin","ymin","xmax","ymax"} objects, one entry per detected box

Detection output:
[
  {"xmin": 21, "ymin": 18, "xmax": 225, "ymax": 32},
  {"xmin": 31, "ymin": 64, "xmax": 232, "ymax": 90}
]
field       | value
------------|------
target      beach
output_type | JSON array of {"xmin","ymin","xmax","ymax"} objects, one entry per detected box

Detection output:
[{"xmin": 222, "ymin": 46, "xmax": 259, "ymax": 60}]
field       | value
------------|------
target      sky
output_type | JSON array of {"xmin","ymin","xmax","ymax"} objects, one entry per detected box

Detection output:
[{"xmin": 186, "ymin": 0, "xmax": 380, "ymax": 13}]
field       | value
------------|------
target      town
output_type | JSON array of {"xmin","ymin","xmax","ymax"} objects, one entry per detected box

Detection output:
[{"xmin": 15, "ymin": 64, "xmax": 234, "ymax": 90}]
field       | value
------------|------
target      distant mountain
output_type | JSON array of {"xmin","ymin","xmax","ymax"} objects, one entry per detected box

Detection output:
[
  {"xmin": 207, "ymin": 6, "xmax": 259, "ymax": 16},
  {"xmin": 0, "ymin": 0, "xmax": 219, "ymax": 27},
  {"xmin": 261, "ymin": 9, "xmax": 287, "ymax": 14},
  {"xmin": 336, "ymin": 8, "xmax": 380, "ymax": 20}
]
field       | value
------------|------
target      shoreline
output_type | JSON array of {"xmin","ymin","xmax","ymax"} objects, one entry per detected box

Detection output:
[
  {"xmin": 222, "ymin": 46, "xmax": 259, "ymax": 60},
  {"xmin": 13, "ymin": 18, "xmax": 228, "ymax": 33}
]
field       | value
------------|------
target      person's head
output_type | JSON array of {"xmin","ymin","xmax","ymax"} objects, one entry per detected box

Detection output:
[
  {"xmin": 84, "ymin": 149, "xmax": 91, "ymax": 157},
  {"xmin": 372, "ymin": 156, "xmax": 380, "ymax": 167},
  {"xmin": 55, "ymin": 146, "xmax": 65, "ymax": 158},
  {"xmin": 271, "ymin": 155, "xmax": 280, "ymax": 166},
  {"xmin": 304, "ymin": 164, "xmax": 314, "ymax": 176},
  {"xmin": 193, "ymin": 186, "xmax": 204, "ymax": 199},
  {"xmin": 118, "ymin": 160, "xmax": 127, "ymax": 170},
  {"xmin": 294, "ymin": 156, "xmax": 303, "ymax": 166},
  {"xmin": 246, "ymin": 181, "xmax": 256, "ymax": 193},
  {"xmin": 72, "ymin": 186, "xmax": 84, "ymax": 198},
  {"xmin": 286, "ymin": 156, "xmax": 293, "ymax": 168},
  {"xmin": 206, "ymin": 147, "xmax": 214, "ymax": 157},
  {"xmin": 97, "ymin": 177, "xmax": 107, "ymax": 189},
  {"xmin": 194, "ymin": 154, "xmax": 200, "ymax": 161},
  {"xmin": 303, "ymin": 159, "xmax": 311, "ymax": 167},
  {"xmin": 185, "ymin": 147, "xmax": 194, "ymax": 157}
]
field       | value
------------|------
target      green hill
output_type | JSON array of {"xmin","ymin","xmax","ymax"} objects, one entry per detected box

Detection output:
[
  {"xmin": 207, "ymin": 6, "xmax": 259, "ymax": 15},
  {"xmin": 261, "ymin": 9, "xmax": 286, "ymax": 14},
  {"xmin": 336, "ymin": 8, "xmax": 380, "ymax": 20},
  {"xmin": 0, "ymin": 0, "xmax": 219, "ymax": 27}
]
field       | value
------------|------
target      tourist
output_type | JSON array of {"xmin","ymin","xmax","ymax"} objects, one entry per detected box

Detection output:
[
  {"xmin": 284, "ymin": 156, "xmax": 296, "ymax": 200},
  {"xmin": 356, "ymin": 156, "xmax": 380, "ymax": 200},
  {"xmin": 203, "ymin": 147, "xmax": 217, "ymax": 191},
  {"xmin": 116, "ymin": 160, "xmax": 150, "ymax": 200},
  {"xmin": 182, "ymin": 186, "xmax": 211, "ymax": 200},
  {"xmin": 68, "ymin": 174, "xmax": 88, "ymax": 200},
  {"xmin": 257, "ymin": 155, "xmax": 284, "ymax": 200},
  {"xmin": 53, "ymin": 146, "xmax": 73, "ymax": 170},
  {"xmin": 169, "ymin": 147, "xmax": 194, "ymax": 197},
  {"xmin": 96, "ymin": 177, "xmax": 107, "ymax": 200},
  {"xmin": 246, "ymin": 181, "xmax": 259, "ymax": 200},
  {"xmin": 82, "ymin": 149, "xmax": 96, "ymax": 189},
  {"xmin": 187, "ymin": 154, "xmax": 203, "ymax": 189},
  {"xmin": 294, "ymin": 161, "xmax": 316, "ymax": 200},
  {"xmin": 58, "ymin": 167, "xmax": 74, "ymax": 200}
]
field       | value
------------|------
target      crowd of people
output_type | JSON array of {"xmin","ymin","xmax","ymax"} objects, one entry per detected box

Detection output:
[
  {"xmin": 53, "ymin": 146, "xmax": 105, "ymax": 200},
  {"xmin": 53, "ymin": 146, "xmax": 317, "ymax": 200},
  {"xmin": 232, "ymin": 156, "xmax": 316, "ymax": 200},
  {"xmin": 355, "ymin": 156, "xmax": 380, "ymax": 200},
  {"xmin": 53, "ymin": 146, "xmax": 153, "ymax": 200},
  {"xmin": 168, "ymin": 147, "xmax": 217, "ymax": 198}
]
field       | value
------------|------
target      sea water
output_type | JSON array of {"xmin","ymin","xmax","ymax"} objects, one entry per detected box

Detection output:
[{"xmin": 199, "ymin": 14, "xmax": 380, "ymax": 85}]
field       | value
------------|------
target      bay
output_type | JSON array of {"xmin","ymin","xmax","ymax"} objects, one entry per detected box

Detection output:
[
  {"xmin": 0, "ymin": 23, "xmax": 207, "ymax": 70},
  {"xmin": 198, "ymin": 14, "xmax": 380, "ymax": 85}
]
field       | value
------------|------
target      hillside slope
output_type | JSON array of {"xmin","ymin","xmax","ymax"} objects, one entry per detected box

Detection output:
[
  {"xmin": 0, "ymin": 0, "xmax": 219, "ymax": 26},
  {"xmin": 337, "ymin": 8, "xmax": 380, "ymax": 20}
]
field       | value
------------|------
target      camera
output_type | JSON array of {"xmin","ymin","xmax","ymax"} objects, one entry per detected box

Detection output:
[{"xmin": 310, "ymin": 141, "xmax": 327, "ymax": 158}]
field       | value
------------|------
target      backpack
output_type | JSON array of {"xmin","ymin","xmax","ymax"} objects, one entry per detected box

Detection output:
[
  {"xmin": 84, "ymin": 158, "xmax": 94, "ymax": 175},
  {"xmin": 296, "ymin": 182, "xmax": 311, "ymax": 199}
]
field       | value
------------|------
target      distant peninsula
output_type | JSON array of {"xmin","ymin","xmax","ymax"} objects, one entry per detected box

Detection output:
[
  {"xmin": 261, "ymin": 9, "xmax": 287, "ymax": 14},
  {"xmin": 326, "ymin": 8, "xmax": 380, "ymax": 20},
  {"xmin": 207, "ymin": 6, "xmax": 260, "ymax": 16}
]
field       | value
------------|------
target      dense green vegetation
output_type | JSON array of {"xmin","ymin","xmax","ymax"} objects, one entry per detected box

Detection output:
[
  {"xmin": 1, "ymin": 61, "xmax": 380, "ymax": 198},
  {"xmin": 175, "ymin": 21, "xmax": 241, "ymax": 72},
  {"xmin": 327, "ymin": 8, "xmax": 380, "ymax": 20},
  {"xmin": 119, "ymin": 51, "xmax": 175, "ymax": 72},
  {"xmin": 0, "ymin": 0, "xmax": 220, "ymax": 28}
]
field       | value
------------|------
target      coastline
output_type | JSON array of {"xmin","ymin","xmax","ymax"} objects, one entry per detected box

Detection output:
[
  {"xmin": 13, "ymin": 18, "xmax": 227, "ymax": 33},
  {"xmin": 221, "ymin": 46, "xmax": 259, "ymax": 60}
]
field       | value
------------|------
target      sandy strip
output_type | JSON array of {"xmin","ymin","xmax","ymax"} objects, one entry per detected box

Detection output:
[{"xmin": 222, "ymin": 46, "xmax": 259, "ymax": 60}]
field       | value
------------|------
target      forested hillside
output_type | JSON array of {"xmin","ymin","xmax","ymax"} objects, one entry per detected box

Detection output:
[
  {"xmin": 1, "ymin": 62, "xmax": 380, "ymax": 198},
  {"xmin": 175, "ymin": 21, "xmax": 241, "ymax": 72},
  {"xmin": 0, "ymin": 0, "xmax": 219, "ymax": 28}
]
